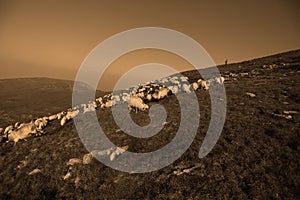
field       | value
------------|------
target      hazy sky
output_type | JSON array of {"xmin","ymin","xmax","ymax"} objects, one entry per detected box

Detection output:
[{"xmin": 0, "ymin": 0, "xmax": 299, "ymax": 90}]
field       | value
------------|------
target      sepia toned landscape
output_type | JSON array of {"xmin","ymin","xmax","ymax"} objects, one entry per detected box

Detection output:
[
  {"xmin": 1, "ymin": 0, "xmax": 299, "ymax": 199},
  {"xmin": 0, "ymin": 50, "xmax": 299, "ymax": 199}
]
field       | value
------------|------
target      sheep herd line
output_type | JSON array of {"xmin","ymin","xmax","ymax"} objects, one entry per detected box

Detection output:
[{"xmin": 0, "ymin": 75, "xmax": 225, "ymax": 145}]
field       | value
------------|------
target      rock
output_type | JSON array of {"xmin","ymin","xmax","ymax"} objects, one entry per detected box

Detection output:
[
  {"xmin": 162, "ymin": 121, "xmax": 169, "ymax": 126},
  {"xmin": 67, "ymin": 158, "xmax": 82, "ymax": 165},
  {"xmin": 63, "ymin": 172, "xmax": 71, "ymax": 180},
  {"xmin": 272, "ymin": 113, "xmax": 293, "ymax": 120},
  {"xmin": 283, "ymin": 111, "xmax": 298, "ymax": 115},
  {"xmin": 28, "ymin": 168, "xmax": 41, "ymax": 175},
  {"xmin": 240, "ymin": 72, "xmax": 249, "ymax": 77},
  {"xmin": 83, "ymin": 153, "xmax": 93, "ymax": 165},
  {"xmin": 246, "ymin": 92, "xmax": 256, "ymax": 97},
  {"xmin": 74, "ymin": 176, "xmax": 80, "ymax": 186},
  {"xmin": 285, "ymin": 115, "xmax": 292, "ymax": 120},
  {"xmin": 229, "ymin": 73, "xmax": 238, "ymax": 78},
  {"xmin": 17, "ymin": 160, "xmax": 28, "ymax": 169}
]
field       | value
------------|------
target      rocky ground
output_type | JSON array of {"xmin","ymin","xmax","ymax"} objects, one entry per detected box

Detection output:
[{"xmin": 0, "ymin": 50, "xmax": 299, "ymax": 199}]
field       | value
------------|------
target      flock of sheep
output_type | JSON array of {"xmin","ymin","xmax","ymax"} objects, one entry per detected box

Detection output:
[{"xmin": 0, "ymin": 75, "xmax": 224, "ymax": 145}]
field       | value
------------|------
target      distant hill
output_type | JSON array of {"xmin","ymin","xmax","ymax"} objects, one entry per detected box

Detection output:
[{"xmin": 0, "ymin": 77, "xmax": 107, "ymax": 127}]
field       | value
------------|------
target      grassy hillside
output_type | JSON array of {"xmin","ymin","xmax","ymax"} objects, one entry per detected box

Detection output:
[{"xmin": 0, "ymin": 50, "xmax": 299, "ymax": 199}]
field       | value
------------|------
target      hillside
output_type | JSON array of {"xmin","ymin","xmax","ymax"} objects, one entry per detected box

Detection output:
[{"xmin": 0, "ymin": 50, "xmax": 299, "ymax": 199}]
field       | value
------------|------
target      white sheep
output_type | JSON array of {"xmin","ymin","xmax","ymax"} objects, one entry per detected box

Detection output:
[
  {"xmin": 17, "ymin": 123, "xmax": 26, "ymax": 129},
  {"xmin": 121, "ymin": 94, "xmax": 130, "ymax": 103},
  {"xmin": 105, "ymin": 100, "xmax": 113, "ymax": 108},
  {"xmin": 7, "ymin": 122, "xmax": 38, "ymax": 144},
  {"xmin": 182, "ymin": 84, "xmax": 191, "ymax": 93},
  {"xmin": 152, "ymin": 88, "xmax": 170, "ymax": 100},
  {"xmin": 83, "ymin": 103, "xmax": 96, "ymax": 113},
  {"xmin": 57, "ymin": 111, "xmax": 66, "ymax": 120},
  {"xmin": 66, "ymin": 110, "xmax": 79, "ymax": 120},
  {"xmin": 170, "ymin": 79, "xmax": 180, "ymax": 85},
  {"xmin": 215, "ymin": 76, "xmax": 225, "ymax": 84},
  {"xmin": 207, "ymin": 76, "xmax": 224, "ymax": 87},
  {"xmin": 160, "ymin": 78, "xmax": 169, "ymax": 83},
  {"xmin": 112, "ymin": 95, "xmax": 120, "ymax": 103},
  {"xmin": 100, "ymin": 103, "xmax": 106, "ymax": 109},
  {"xmin": 4, "ymin": 125, "xmax": 14, "ymax": 135},
  {"xmin": 128, "ymin": 96, "xmax": 149, "ymax": 112},
  {"xmin": 136, "ymin": 92, "xmax": 145, "ymax": 99},
  {"xmin": 197, "ymin": 79, "xmax": 208, "ymax": 90},
  {"xmin": 167, "ymin": 85, "xmax": 179, "ymax": 94},
  {"xmin": 192, "ymin": 82, "xmax": 199, "ymax": 91},
  {"xmin": 180, "ymin": 76, "xmax": 189, "ymax": 81},
  {"xmin": 96, "ymin": 97, "xmax": 103, "ymax": 103},
  {"xmin": 48, "ymin": 114, "xmax": 58, "ymax": 121},
  {"xmin": 14, "ymin": 122, "xmax": 21, "ymax": 128},
  {"xmin": 34, "ymin": 117, "xmax": 48, "ymax": 131},
  {"xmin": 60, "ymin": 116, "xmax": 68, "ymax": 126},
  {"xmin": 60, "ymin": 110, "xmax": 79, "ymax": 126},
  {"xmin": 146, "ymin": 93, "xmax": 152, "ymax": 102}
]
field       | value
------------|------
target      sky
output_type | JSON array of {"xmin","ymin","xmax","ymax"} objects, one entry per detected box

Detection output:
[{"xmin": 0, "ymin": 0, "xmax": 299, "ymax": 91}]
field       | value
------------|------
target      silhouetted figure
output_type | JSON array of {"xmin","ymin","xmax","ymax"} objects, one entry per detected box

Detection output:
[{"xmin": 225, "ymin": 59, "xmax": 228, "ymax": 65}]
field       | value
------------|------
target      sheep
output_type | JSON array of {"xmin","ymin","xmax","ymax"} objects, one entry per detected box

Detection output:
[
  {"xmin": 146, "ymin": 93, "xmax": 152, "ymax": 102},
  {"xmin": 0, "ymin": 128, "xmax": 3, "ymax": 135},
  {"xmin": 14, "ymin": 122, "xmax": 21, "ymax": 128},
  {"xmin": 121, "ymin": 93, "xmax": 130, "ymax": 103},
  {"xmin": 48, "ymin": 114, "xmax": 58, "ymax": 121},
  {"xmin": 60, "ymin": 116, "xmax": 68, "ymax": 126},
  {"xmin": 205, "ymin": 76, "xmax": 224, "ymax": 87},
  {"xmin": 17, "ymin": 123, "xmax": 26, "ymax": 129},
  {"xmin": 214, "ymin": 76, "xmax": 225, "ymax": 84},
  {"xmin": 89, "ymin": 101, "xmax": 98, "ymax": 109},
  {"xmin": 60, "ymin": 110, "xmax": 79, "ymax": 126},
  {"xmin": 105, "ymin": 100, "xmax": 113, "ymax": 108},
  {"xmin": 57, "ymin": 111, "xmax": 66, "ymax": 120},
  {"xmin": 4, "ymin": 125, "xmax": 14, "ymax": 135},
  {"xmin": 67, "ymin": 110, "xmax": 79, "ymax": 120},
  {"xmin": 7, "ymin": 122, "xmax": 38, "ymax": 144},
  {"xmin": 167, "ymin": 85, "xmax": 179, "ymax": 94},
  {"xmin": 112, "ymin": 95, "xmax": 120, "ymax": 103},
  {"xmin": 192, "ymin": 82, "xmax": 199, "ymax": 91},
  {"xmin": 94, "ymin": 100, "xmax": 101, "ymax": 108},
  {"xmin": 197, "ymin": 79, "xmax": 209, "ymax": 90},
  {"xmin": 34, "ymin": 117, "xmax": 48, "ymax": 131},
  {"xmin": 170, "ymin": 76, "xmax": 178, "ymax": 81},
  {"xmin": 160, "ymin": 78, "xmax": 169, "ymax": 83},
  {"xmin": 182, "ymin": 84, "xmax": 191, "ymax": 93},
  {"xmin": 83, "ymin": 103, "xmax": 96, "ymax": 113},
  {"xmin": 96, "ymin": 97, "xmax": 103, "ymax": 103},
  {"xmin": 170, "ymin": 79, "xmax": 180, "ymax": 85},
  {"xmin": 180, "ymin": 76, "xmax": 189, "ymax": 81},
  {"xmin": 100, "ymin": 103, "xmax": 106, "ymax": 109},
  {"xmin": 134, "ymin": 91, "xmax": 144, "ymax": 99},
  {"xmin": 103, "ymin": 94, "xmax": 112, "ymax": 101},
  {"xmin": 152, "ymin": 88, "xmax": 170, "ymax": 100},
  {"xmin": 128, "ymin": 95, "xmax": 149, "ymax": 112}
]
